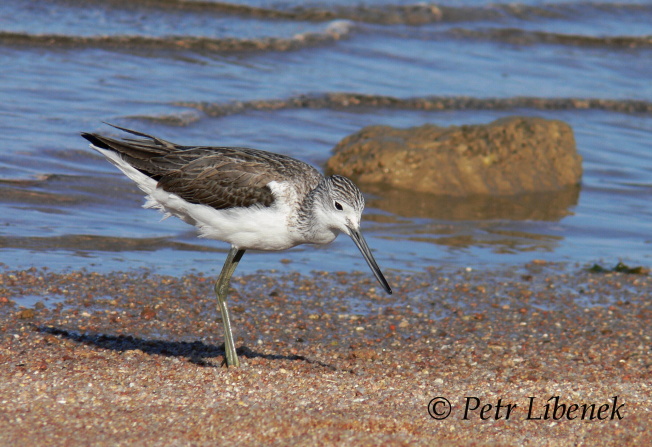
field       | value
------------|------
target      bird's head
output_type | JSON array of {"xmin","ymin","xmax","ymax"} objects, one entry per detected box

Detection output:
[
  {"xmin": 315, "ymin": 175, "xmax": 392, "ymax": 295},
  {"xmin": 316, "ymin": 175, "xmax": 365, "ymax": 236}
]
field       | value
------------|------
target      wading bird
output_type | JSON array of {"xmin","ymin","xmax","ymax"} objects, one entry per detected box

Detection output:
[{"xmin": 82, "ymin": 124, "xmax": 392, "ymax": 367}]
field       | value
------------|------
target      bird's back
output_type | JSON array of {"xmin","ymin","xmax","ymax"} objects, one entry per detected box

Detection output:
[{"xmin": 82, "ymin": 125, "xmax": 323, "ymax": 211}]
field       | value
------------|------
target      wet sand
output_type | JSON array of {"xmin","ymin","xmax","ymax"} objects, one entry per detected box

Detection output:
[{"xmin": 0, "ymin": 261, "xmax": 650, "ymax": 445}]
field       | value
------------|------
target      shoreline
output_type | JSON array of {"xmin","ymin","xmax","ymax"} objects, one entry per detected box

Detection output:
[{"xmin": 1, "ymin": 262, "xmax": 650, "ymax": 445}]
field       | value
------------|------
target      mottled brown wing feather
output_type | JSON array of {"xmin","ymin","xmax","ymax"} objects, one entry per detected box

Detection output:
[
  {"xmin": 154, "ymin": 147, "xmax": 320, "ymax": 210},
  {"xmin": 83, "ymin": 125, "xmax": 323, "ymax": 211},
  {"xmin": 156, "ymin": 152, "xmax": 277, "ymax": 209}
]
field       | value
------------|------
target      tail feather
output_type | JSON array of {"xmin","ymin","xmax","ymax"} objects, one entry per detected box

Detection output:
[{"xmin": 81, "ymin": 123, "xmax": 180, "ymax": 179}]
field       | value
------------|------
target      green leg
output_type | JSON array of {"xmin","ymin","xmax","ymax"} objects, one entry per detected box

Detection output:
[{"xmin": 215, "ymin": 246, "xmax": 245, "ymax": 367}]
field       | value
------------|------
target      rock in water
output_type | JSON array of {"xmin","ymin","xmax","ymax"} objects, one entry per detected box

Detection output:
[{"xmin": 326, "ymin": 116, "xmax": 582, "ymax": 196}]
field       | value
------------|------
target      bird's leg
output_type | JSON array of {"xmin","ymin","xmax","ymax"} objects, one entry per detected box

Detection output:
[{"xmin": 214, "ymin": 247, "xmax": 245, "ymax": 367}]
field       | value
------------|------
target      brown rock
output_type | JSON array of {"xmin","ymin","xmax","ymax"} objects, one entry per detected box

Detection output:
[
  {"xmin": 17, "ymin": 309, "xmax": 35, "ymax": 319},
  {"xmin": 140, "ymin": 307, "xmax": 157, "ymax": 320},
  {"xmin": 326, "ymin": 116, "xmax": 582, "ymax": 196}
]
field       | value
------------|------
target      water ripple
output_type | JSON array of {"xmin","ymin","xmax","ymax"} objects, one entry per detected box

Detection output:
[
  {"xmin": 159, "ymin": 94, "xmax": 652, "ymax": 123},
  {"xmin": 0, "ymin": 21, "xmax": 353, "ymax": 52}
]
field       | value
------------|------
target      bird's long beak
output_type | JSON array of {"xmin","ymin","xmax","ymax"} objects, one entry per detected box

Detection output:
[{"xmin": 348, "ymin": 227, "xmax": 392, "ymax": 295}]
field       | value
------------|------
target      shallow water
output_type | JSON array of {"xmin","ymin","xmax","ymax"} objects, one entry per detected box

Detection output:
[{"xmin": 0, "ymin": 0, "xmax": 651, "ymax": 277}]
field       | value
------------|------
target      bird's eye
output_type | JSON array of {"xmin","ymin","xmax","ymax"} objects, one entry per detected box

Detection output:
[{"xmin": 334, "ymin": 201, "xmax": 343, "ymax": 211}]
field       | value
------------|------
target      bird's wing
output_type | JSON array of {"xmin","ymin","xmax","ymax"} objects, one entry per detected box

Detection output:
[
  {"xmin": 155, "ymin": 147, "xmax": 320, "ymax": 210},
  {"xmin": 155, "ymin": 149, "xmax": 275, "ymax": 209},
  {"xmin": 83, "ymin": 125, "xmax": 322, "ymax": 210}
]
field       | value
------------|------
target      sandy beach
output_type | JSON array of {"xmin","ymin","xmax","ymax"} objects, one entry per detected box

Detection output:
[{"xmin": 0, "ymin": 261, "xmax": 649, "ymax": 445}]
